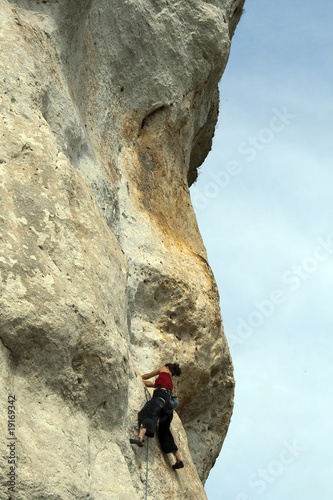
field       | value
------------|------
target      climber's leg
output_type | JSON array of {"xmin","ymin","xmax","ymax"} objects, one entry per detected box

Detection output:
[
  {"xmin": 130, "ymin": 396, "xmax": 165, "ymax": 447},
  {"xmin": 138, "ymin": 424, "xmax": 146, "ymax": 442},
  {"xmin": 171, "ymin": 449, "xmax": 184, "ymax": 469},
  {"xmin": 158, "ymin": 410, "xmax": 184, "ymax": 468},
  {"xmin": 129, "ymin": 424, "xmax": 147, "ymax": 446}
]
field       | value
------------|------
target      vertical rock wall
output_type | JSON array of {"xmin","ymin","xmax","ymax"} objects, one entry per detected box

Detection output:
[{"xmin": 0, "ymin": 0, "xmax": 245, "ymax": 498}]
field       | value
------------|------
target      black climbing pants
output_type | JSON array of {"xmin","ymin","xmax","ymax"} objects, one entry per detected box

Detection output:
[
  {"xmin": 138, "ymin": 388, "xmax": 168, "ymax": 438},
  {"xmin": 157, "ymin": 410, "xmax": 178, "ymax": 454},
  {"xmin": 138, "ymin": 388, "xmax": 178, "ymax": 454}
]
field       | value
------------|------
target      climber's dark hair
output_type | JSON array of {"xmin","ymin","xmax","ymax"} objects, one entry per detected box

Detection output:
[{"xmin": 165, "ymin": 363, "xmax": 181, "ymax": 377}]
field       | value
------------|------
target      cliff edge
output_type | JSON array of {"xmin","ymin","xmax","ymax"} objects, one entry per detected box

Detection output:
[{"xmin": 0, "ymin": 1, "xmax": 244, "ymax": 498}]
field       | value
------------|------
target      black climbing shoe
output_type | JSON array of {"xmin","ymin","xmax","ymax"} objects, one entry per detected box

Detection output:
[
  {"xmin": 130, "ymin": 438, "xmax": 144, "ymax": 447},
  {"xmin": 172, "ymin": 461, "xmax": 184, "ymax": 470}
]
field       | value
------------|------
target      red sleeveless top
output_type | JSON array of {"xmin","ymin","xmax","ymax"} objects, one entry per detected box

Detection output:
[{"xmin": 155, "ymin": 371, "xmax": 173, "ymax": 391}]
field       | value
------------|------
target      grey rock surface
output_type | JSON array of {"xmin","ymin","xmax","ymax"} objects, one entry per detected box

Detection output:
[{"xmin": 0, "ymin": 0, "xmax": 244, "ymax": 497}]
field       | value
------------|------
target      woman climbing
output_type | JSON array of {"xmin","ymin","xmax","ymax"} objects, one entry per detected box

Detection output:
[{"xmin": 130, "ymin": 363, "xmax": 184, "ymax": 469}]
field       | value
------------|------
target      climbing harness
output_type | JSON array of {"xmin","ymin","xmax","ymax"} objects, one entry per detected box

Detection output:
[{"xmin": 143, "ymin": 387, "xmax": 151, "ymax": 500}]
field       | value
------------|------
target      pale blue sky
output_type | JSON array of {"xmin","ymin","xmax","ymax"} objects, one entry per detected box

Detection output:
[{"xmin": 190, "ymin": 1, "xmax": 332, "ymax": 499}]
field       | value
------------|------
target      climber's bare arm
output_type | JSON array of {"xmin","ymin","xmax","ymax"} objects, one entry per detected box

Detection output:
[
  {"xmin": 142, "ymin": 366, "xmax": 166, "ymax": 380},
  {"xmin": 143, "ymin": 380, "xmax": 155, "ymax": 387}
]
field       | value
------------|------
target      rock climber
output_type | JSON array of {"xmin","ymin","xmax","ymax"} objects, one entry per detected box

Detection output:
[{"xmin": 130, "ymin": 363, "xmax": 184, "ymax": 469}]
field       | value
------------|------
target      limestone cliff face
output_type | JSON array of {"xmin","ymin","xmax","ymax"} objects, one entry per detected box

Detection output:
[{"xmin": 0, "ymin": 0, "xmax": 244, "ymax": 498}]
